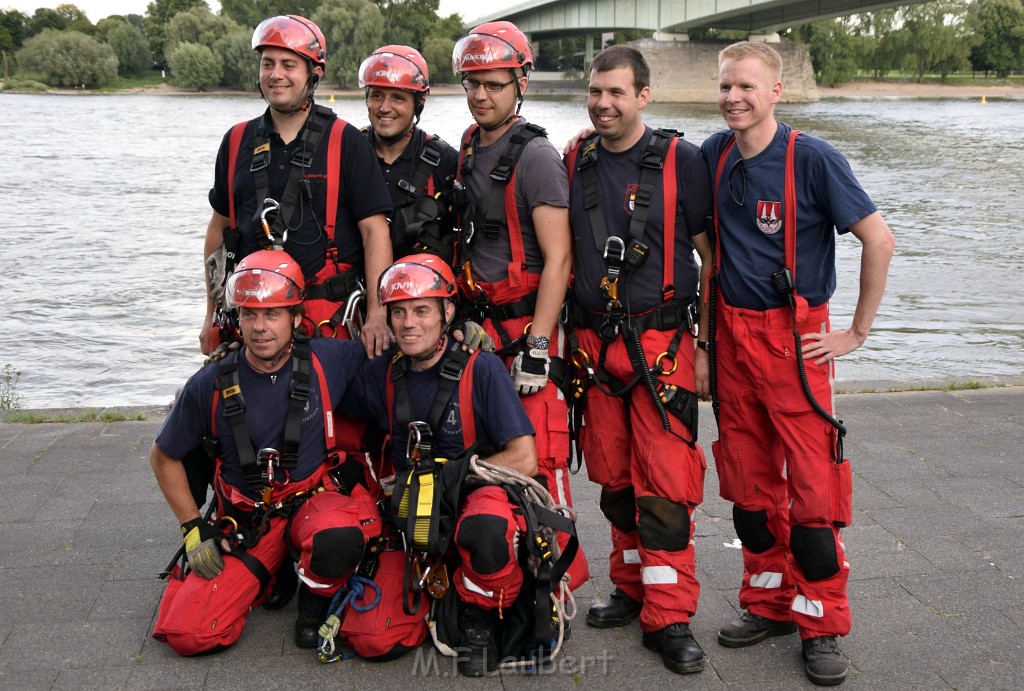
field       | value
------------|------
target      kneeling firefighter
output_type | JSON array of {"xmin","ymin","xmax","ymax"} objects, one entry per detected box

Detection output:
[{"xmin": 151, "ymin": 250, "xmax": 383, "ymax": 655}]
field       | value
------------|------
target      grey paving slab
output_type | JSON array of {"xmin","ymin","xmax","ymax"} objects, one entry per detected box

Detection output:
[{"xmin": 0, "ymin": 386, "xmax": 1022, "ymax": 690}]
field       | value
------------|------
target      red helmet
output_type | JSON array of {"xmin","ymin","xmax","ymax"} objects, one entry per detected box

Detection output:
[
  {"xmin": 452, "ymin": 21, "xmax": 533, "ymax": 75},
  {"xmin": 359, "ymin": 45, "xmax": 429, "ymax": 93},
  {"xmin": 226, "ymin": 250, "xmax": 305, "ymax": 309},
  {"xmin": 252, "ymin": 15, "xmax": 326, "ymax": 69},
  {"xmin": 378, "ymin": 254, "xmax": 457, "ymax": 306}
]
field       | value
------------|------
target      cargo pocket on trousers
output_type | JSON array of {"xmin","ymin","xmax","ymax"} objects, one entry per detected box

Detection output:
[
  {"xmin": 712, "ymin": 439, "xmax": 746, "ymax": 504},
  {"xmin": 830, "ymin": 458, "xmax": 853, "ymax": 527}
]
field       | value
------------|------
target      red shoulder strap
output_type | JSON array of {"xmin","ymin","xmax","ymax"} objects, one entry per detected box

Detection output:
[
  {"xmin": 661, "ymin": 137, "xmax": 679, "ymax": 300},
  {"xmin": 324, "ymin": 118, "xmax": 345, "ymax": 243},
  {"xmin": 783, "ymin": 129, "xmax": 799, "ymax": 285},
  {"xmin": 310, "ymin": 351, "xmax": 336, "ymax": 451},
  {"xmin": 226, "ymin": 121, "xmax": 248, "ymax": 228},
  {"xmin": 458, "ymin": 350, "xmax": 478, "ymax": 448}
]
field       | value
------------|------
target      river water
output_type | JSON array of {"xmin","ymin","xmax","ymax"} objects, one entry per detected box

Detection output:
[{"xmin": 1, "ymin": 92, "xmax": 1021, "ymax": 409}]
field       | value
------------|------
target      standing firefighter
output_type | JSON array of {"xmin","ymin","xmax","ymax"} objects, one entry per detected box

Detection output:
[
  {"xmin": 359, "ymin": 45, "xmax": 460, "ymax": 264},
  {"xmin": 202, "ymin": 14, "xmax": 394, "ymax": 358},
  {"xmin": 702, "ymin": 41, "xmax": 894, "ymax": 685},
  {"xmin": 450, "ymin": 21, "xmax": 589, "ymax": 593},
  {"xmin": 565, "ymin": 45, "xmax": 714, "ymax": 675}
]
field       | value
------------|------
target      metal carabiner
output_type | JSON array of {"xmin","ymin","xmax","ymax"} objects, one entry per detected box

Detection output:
[
  {"xmin": 260, "ymin": 198, "xmax": 286, "ymax": 247},
  {"xmin": 406, "ymin": 421, "xmax": 432, "ymax": 465},
  {"xmin": 341, "ymin": 282, "xmax": 366, "ymax": 341},
  {"xmin": 603, "ymin": 236, "xmax": 626, "ymax": 264}
]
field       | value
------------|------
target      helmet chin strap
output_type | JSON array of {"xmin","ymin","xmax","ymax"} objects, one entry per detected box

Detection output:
[
  {"xmin": 374, "ymin": 126, "xmax": 414, "ymax": 147},
  {"xmin": 259, "ymin": 68, "xmax": 318, "ymax": 115}
]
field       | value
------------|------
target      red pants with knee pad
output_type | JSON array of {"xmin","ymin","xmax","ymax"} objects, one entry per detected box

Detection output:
[
  {"xmin": 152, "ymin": 484, "xmax": 382, "ymax": 656},
  {"xmin": 712, "ymin": 299, "xmax": 852, "ymax": 638},
  {"xmin": 453, "ymin": 485, "xmax": 526, "ymax": 611},
  {"xmin": 577, "ymin": 326, "xmax": 707, "ymax": 632},
  {"xmin": 469, "ymin": 275, "xmax": 590, "ymax": 592}
]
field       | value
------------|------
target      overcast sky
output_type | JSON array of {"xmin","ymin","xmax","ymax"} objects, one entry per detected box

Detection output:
[{"xmin": 3, "ymin": 0, "xmax": 511, "ymax": 23}]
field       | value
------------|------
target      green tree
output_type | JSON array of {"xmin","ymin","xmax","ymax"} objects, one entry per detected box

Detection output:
[
  {"xmin": 167, "ymin": 40, "xmax": 223, "ymax": 89},
  {"xmin": 798, "ymin": 18, "xmax": 865, "ymax": 86},
  {"xmin": 314, "ymin": 0, "xmax": 383, "ymax": 88},
  {"xmin": 375, "ymin": 0, "xmax": 437, "ymax": 49},
  {"xmin": 164, "ymin": 5, "xmax": 239, "ymax": 57},
  {"xmin": 95, "ymin": 16, "xmax": 127, "ymax": 42},
  {"xmin": 898, "ymin": 0, "xmax": 972, "ymax": 81},
  {"xmin": 967, "ymin": 0, "xmax": 1024, "ymax": 76},
  {"xmin": 422, "ymin": 34, "xmax": 454, "ymax": 84},
  {"xmin": 219, "ymin": 27, "xmax": 258, "ymax": 89},
  {"xmin": 219, "ymin": 0, "xmax": 323, "ymax": 28},
  {"xmin": 143, "ymin": 0, "xmax": 208, "ymax": 68},
  {"xmin": 17, "ymin": 29, "xmax": 118, "ymax": 86},
  {"xmin": 1, "ymin": 9, "xmax": 29, "ymax": 53},
  {"xmin": 107, "ymin": 21, "xmax": 152, "ymax": 75}
]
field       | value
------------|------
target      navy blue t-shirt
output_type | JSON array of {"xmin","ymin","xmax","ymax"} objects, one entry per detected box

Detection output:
[
  {"xmin": 209, "ymin": 107, "xmax": 393, "ymax": 280},
  {"xmin": 702, "ymin": 122, "xmax": 877, "ymax": 310},
  {"xmin": 570, "ymin": 127, "xmax": 712, "ymax": 313},
  {"xmin": 343, "ymin": 344, "xmax": 534, "ymax": 472},
  {"xmin": 155, "ymin": 339, "xmax": 367, "ymax": 496}
]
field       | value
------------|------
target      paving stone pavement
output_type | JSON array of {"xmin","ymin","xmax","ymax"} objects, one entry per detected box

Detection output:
[{"xmin": 1, "ymin": 386, "xmax": 1022, "ymax": 690}]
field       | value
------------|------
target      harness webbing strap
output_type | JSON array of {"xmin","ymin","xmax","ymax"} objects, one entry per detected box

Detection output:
[
  {"xmin": 406, "ymin": 134, "xmax": 446, "ymax": 199},
  {"xmin": 388, "ymin": 345, "xmax": 476, "ymax": 449},
  {"xmin": 227, "ymin": 122, "xmax": 247, "ymax": 230},
  {"xmin": 324, "ymin": 115, "xmax": 344, "ymax": 243}
]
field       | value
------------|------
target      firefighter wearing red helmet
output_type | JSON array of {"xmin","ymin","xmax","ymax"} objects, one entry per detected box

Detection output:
[
  {"xmin": 359, "ymin": 46, "xmax": 460, "ymax": 263},
  {"xmin": 202, "ymin": 14, "xmax": 394, "ymax": 365},
  {"xmin": 449, "ymin": 20, "xmax": 590, "ymax": 670},
  {"xmin": 152, "ymin": 250, "xmax": 388, "ymax": 656}
]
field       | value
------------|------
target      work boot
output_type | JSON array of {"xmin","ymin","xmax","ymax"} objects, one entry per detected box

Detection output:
[
  {"xmin": 718, "ymin": 610, "xmax": 798, "ymax": 648},
  {"xmin": 642, "ymin": 622, "xmax": 706, "ymax": 674},
  {"xmin": 586, "ymin": 588, "xmax": 642, "ymax": 628},
  {"xmin": 457, "ymin": 603, "xmax": 499, "ymax": 677},
  {"xmin": 294, "ymin": 584, "xmax": 331, "ymax": 649},
  {"xmin": 802, "ymin": 636, "xmax": 849, "ymax": 686},
  {"xmin": 262, "ymin": 561, "xmax": 298, "ymax": 611}
]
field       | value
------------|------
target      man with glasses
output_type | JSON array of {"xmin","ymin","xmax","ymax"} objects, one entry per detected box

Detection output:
[
  {"xmin": 701, "ymin": 41, "xmax": 894, "ymax": 686},
  {"xmin": 449, "ymin": 19, "xmax": 590, "ymax": 630}
]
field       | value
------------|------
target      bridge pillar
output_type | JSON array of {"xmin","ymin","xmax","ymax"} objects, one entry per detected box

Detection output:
[{"xmin": 634, "ymin": 39, "xmax": 819, "ymax": 103}]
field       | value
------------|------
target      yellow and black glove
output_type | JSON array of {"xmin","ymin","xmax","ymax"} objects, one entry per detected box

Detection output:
[{"xmin": 180, "ymin": 518, "xmax": 226, "ymax": 579}]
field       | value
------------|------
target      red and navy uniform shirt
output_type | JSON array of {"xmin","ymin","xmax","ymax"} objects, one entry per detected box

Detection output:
[
  {"xmin": 458, "ymin": 118, "xmax": 569, "ymax": 284},
  {"xmin": 155, "ymin": 339, "xmax": 367, "ymax": 496},
  {"xmin": 209, "ymin": 108, "xmax": 393, "ymax": 281},
  {"xmin": 702, "ymin": 122, "xmax": 878, "ymax": 311},
  {"xmin": 569, "ymin": 126, "xmax": 713, "ymax": 314},
  {"xmin": 342, "ymin": 344, "xmax": 535, "ymax": 473}
]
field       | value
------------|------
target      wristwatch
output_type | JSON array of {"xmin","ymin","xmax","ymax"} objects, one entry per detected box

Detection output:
[
  {"xmin": 696, "ymin": 340, "xmax": 709, "ymax": 351},
  {"xmin": 526, "ymin": 334, "xmax": 550, "ymax": 350}
]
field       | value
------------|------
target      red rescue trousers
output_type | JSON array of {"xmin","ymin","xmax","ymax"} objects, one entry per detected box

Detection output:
[
  {"xmin": 152, "ymin": 484, "xmax": 382, "ymax": 656},
  {"xmin": 712, "ymin": 298, "xmax": 853, "ymax": 639},
  {"xmin": 466, "ymin": 273, "xmax": 590, "ymax": 593},
  {"xmin": 577, "ymin": 326, "xmax": 707, "ymax": 632}
]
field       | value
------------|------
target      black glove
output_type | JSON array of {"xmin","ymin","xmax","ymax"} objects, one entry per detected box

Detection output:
[{"xmin": 181, "ymin": 518, "xmax": 227, "ymax": 579}]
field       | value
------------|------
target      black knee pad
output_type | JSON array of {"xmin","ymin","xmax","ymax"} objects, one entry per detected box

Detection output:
[
  {"xmin": 310, "ymin": 527, "xmax": 365, "ymax": 578},
  {"xmin": 790, "ymin": 525, "xmax": 840, "ymax": 582},
  {"xmin": 732, "ymin": 506, "xmax": 776, "ymax": 554},
  {"xmin": 599, "ymin": 486, "xmax": 637, "ymax": 533},
  {"xmin": 456, "ymin": 515, "xmax": 510, "ymax": 575},
  {"xmin": 636, "ymin": 496, "xmax": 691, "ymax": 552}
]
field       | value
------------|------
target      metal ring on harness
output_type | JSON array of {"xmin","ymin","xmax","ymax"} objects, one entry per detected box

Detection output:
[
  {"xmin": 316, "ymin": 319, "xmax": 337, "ymax": 337},
  {"xmin": 522, "ymin": 320, "xmax": 532, "ymax": 335},
  {"xmin": 570, "ymin": 348, "xmax": 591, "ymax": 370},
  {"xmin": 654, "ymin": 351, "xmax": 677, "ymax": 375}
]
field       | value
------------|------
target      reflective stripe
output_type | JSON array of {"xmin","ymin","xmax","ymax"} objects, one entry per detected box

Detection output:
[
  {"xmin": 623, "ymin": 549, "xmax": 641, "ymax": 565},
  {"xmin": 298, "ymin": 568, "xmax": 330, "ymax": 589},
  {"xmin": 642, "ymin": 565, "xmax": 678, "ymax": 585},
  {"xmin": 462, "ymin": 574, "xmax": 494, "ymax": 598},
  {"xmin": 749, "ymin": 571, "xmax": 784, "ymax": 589},
  {"xmin": 554, "ymin": 467, "xmax": 567, "ymax": 506},
  {"xmin": 791, "ymin": 595, "xmax": 824, "ymax": 618}
]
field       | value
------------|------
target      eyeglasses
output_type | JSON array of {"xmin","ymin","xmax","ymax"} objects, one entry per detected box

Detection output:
[
  {"xmin": 461, "ymin": 77, "xmax": 515, "ymax": 93},
  {"xmin": 727, "ymin": 157, "xmax": 746, "ymax": 206}
]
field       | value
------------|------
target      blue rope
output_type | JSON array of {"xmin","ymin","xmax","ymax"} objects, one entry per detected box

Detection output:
[{"xmin": 316, "ymin": 575, "xmax": 382, "ymax": 663}]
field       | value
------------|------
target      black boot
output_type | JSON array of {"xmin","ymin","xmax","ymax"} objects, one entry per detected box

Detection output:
[
  {"xmin": 718, "ymin": 610, "xmax": 798, "ymax": 648},
  {"xmin": 642, "ymin": 622, "xmax": 706, "ymax": 674},
  {"xmin": 586, "ymin": 588, "xmax": 643, "ymax": 628},
  {"xmin": 457, "ymin": 603, "xmax": 499, "ymax": 677},
  {"xmin": 294, "ymin": 584, "xmax": 331, "ymax": 649},
  {"xmin": 262, "ymin": 561, "xmax": 298, "ymax": 611},
  {"xmin": 802, "ymin": 636, "xmax": 849, "ymax": 685}
]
